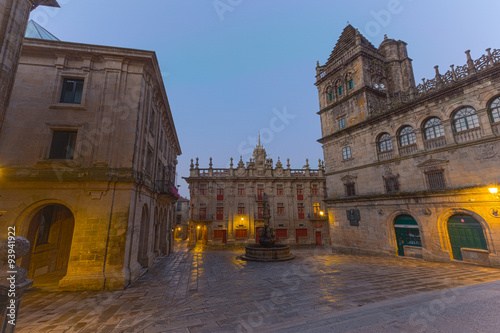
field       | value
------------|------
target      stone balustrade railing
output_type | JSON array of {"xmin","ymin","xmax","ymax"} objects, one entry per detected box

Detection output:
[{"xmin": 369, "ymin": 48, "xmax": 500, "ymax": 117}]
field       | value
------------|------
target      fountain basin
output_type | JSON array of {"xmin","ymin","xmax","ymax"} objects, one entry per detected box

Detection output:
[{"xmin": 241, "ymin": 243, "xmax": 295, "ymax": 262}]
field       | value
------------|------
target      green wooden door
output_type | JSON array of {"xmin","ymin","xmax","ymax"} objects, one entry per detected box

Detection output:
[
  {"xmin": 395, "ymin": 228, "xmax": 406, "ymax": 256},
  {"xmin": 447, "ymin": 215, "xmax": 487, "ymax": 260},
  {"xmin": 394, "ymin": 215, "xmax": 421, "ymax": 257}
]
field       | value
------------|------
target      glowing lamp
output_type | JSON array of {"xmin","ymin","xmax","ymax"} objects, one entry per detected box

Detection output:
[
  {"xmin": 489, "ymin": 188, "xmax": 498, "ymax": 194},
  {"xmin": 319, "ymin": 211, "xmax": 324, "ymax": 216}
]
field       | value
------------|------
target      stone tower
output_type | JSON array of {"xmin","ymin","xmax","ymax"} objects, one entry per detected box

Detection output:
[
  {"xmin": 0, "ymin": 0, "xmax": 59, "ymax": 130},
  {"xmin": 315, "ymin": 25, "xmax": 415, "ymax": 139}
]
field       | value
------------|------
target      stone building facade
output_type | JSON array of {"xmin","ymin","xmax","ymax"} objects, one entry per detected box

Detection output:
[
  {"xmin": 316, "ymin": 25, "xmax": 500, "ymax": 267},
  {"xmin": 184, "ymin": 143, "xmax": 328, "ymax": 245},
  {"xmin": 174, "ymin": 197, "xmax": 190, "ymax": 240},
  {"xmin": 0, "ymin": 0, "xmax": 59, "ymax": 131},
  {"xmin": 0, "ymin": 31, "xmax": 181, "ymax": 290}
]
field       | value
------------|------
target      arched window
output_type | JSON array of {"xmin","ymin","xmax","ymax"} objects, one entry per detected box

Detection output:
[
  {"xmin": 398, "ymin": 126, "xmax": 416, "ymax": 146},
  {"xmin": 489, "ymin": 97, "xmax": 500, "ymax": 123},
  {"xmin": 423, "ymin": 117, "xmax": 445, "ymax": 140},
  {"xmin": 377, "ymin": 133, "xmax": 393, "ymax": 152},
  {"xmin": 453, "ymin": 107, "xmax": 479, "ymax": 132}
]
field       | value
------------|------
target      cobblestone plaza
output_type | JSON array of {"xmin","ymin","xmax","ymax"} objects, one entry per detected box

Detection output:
[{"xmin": 16, "ymin": 241, "xmax": 500, "ymax": 332}]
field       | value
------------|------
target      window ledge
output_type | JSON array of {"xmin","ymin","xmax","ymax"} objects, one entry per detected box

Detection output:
[
  {"xmin": 36, "ymin": 159, "xmax": 81, "ymax": 167},
  {"xmin": 49, "ymin": 103, "xmax": 86, "ymax": 111},
  {"xmin": 342, "ymin": 158, "xmax": 354, "ymax": 162}
]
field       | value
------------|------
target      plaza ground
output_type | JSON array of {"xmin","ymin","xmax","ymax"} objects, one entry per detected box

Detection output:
[{"xmin": 17, "ymin": 241, "xmax": 500, "ymax": 332}]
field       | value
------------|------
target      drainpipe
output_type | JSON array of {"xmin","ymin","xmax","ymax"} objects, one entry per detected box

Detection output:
[{"xmin": 102, "ymin": 170, "xmax": 118, "ymax": 291}]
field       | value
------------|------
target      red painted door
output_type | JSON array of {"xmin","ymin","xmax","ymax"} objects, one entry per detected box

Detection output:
[
  {"xmin": 316, "ymin": 231, "xmax": 322, "ymax": 245},
  {"xmin": 276, "ymin": 229, "xmax": 287, "ymax": 243},
  {"xmin": 256, "ymin": 227, "xmax": 263, "ymax": 243},
  {"xmin": 222, "ymin": 230, "xmax": 227, "ymax": 244},
  {"xmin": 217, "ymin": 188, "xmax": 224, "ymax": 201},
  {"xmin": 216, "ymin": 207, "xmax": 224, "ymax": 220},
  {"xmin": 296, "ymin": 229, "xmax": 308, "ymax": 243}
]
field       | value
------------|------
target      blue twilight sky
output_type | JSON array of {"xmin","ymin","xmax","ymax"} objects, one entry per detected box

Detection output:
[{"xmin": 29, "ymin": 0, "xmax": 500, "ymax": 198}]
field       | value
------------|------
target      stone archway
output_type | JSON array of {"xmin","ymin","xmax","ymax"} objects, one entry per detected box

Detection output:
[
  {"xmin": 19, "ymin": 203, "xmax": 75, "ymax": 287},
  {"xmin": 447, "ymin": 214, "xmax": 488, "ymax": 260}
]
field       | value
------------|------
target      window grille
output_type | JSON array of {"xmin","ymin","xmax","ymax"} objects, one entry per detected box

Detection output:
[
  {"xmin": 345, "ymin": 182, "xmax": 356, "ymax": 196},
  {"xmin": 426, "ymin": 170, "xmax": 446, "ymax": 190}
]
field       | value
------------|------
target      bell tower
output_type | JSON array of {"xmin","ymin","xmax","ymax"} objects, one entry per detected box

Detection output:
[{"xmin": 315, "ymin": 25, "xmax": 415, "ymax": 140}]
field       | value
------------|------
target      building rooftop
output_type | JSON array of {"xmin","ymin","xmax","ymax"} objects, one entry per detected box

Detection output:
[{"xmin": 25, "ymin": 20, "xmax": 60, "ymax": 41}]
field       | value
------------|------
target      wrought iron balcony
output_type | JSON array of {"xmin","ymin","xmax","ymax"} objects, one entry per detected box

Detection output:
[
  {"xmin": 190, "ymin": 214, "xmax": 215, "ymax": 222},
  {"xmin": 156, "ymin": 180, "xmax": 179, "ymax": 200},
  {"xmin": 307, "ymin": 213, "xmax": 328, "ymax": 221}
]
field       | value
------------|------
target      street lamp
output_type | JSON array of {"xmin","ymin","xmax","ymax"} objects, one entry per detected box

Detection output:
[{"xmin": 489, "ymin": 187, "xmax": 499, "ymax": 199}]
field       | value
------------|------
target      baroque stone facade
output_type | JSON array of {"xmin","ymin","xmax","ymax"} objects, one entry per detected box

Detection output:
[
  {"xmin": 0, "ymin": 32, "xmax": 181, "ymax": 290},
  {"xmin": 317, "ymin": 25, "xmax": 500, "ymax": 267},
  {"xmin": 184, "ymin": 142, "xmax": 328, "ymax": 245},
  {"xmin": 174, "ymin": 197, "xmax": 190, "ymax": 240}
]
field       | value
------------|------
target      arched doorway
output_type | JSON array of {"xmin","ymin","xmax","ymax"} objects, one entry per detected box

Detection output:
[
  {"xmin": 137, "ymin": 205, "xmax": 150, "ymax": 268},
  {"xmin": 447, "ymin": 214, "xmax": 487, "ymax": 260},
  {"xmin": 394, "ymin": 215, "xmax": 422, "ymax": 256},
  {"xmin": 20, "ymin": 204, "xmax": 75, "ymax": 287}
]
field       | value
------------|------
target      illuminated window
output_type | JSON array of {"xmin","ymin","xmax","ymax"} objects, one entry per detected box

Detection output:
[{"xmin": 313, "ymin": 203, "xmax": 320, "ymax": 215}]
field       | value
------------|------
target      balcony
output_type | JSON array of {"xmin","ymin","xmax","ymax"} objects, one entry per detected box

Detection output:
[
  {"xmin": 454, "ymin": 127, "xmax": 482, "ymax": 144},
  {"xmin": 190, "ymin": 214, "xmax": 214, "ymax": 222},
  {"xmin": 424, "ymin": 136, "xmax": 446, "ymax": 150},
  {"xmin": 156, "ymin": 180, "xmax": 179, "ymax": 201},
  {"xmin": 492, "ymin": 122, "xmax": 500, "ymax": 136},
  {"xmin": 254, "ymin": 212, "xmax": 264, "ymax": 220},
  {"xmin": 307, "ymin": 213, "xmax": 328, "ymax": 221},
  {"xmin": 399, "ymin": 143, "xmax": 418, "ymax": 157},
  {"xmin": 378, "ymin": 150, "xmax": 394, "ymax": 161}
]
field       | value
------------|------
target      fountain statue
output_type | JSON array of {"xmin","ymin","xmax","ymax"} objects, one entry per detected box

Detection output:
[{"xmin": 241, "ymin": 193, "xmax": 295, "ymax": 261}]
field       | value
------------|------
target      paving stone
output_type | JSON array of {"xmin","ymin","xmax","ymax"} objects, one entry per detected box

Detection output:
[{"xmin": 15, "ymin": 240, "xmax": 500, "ymax": 332}]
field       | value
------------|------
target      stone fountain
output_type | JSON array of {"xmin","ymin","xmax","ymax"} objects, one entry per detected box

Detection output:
[{"xmin": 241, "ymin": 194, "xmax": 295, "ymax": 261}]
